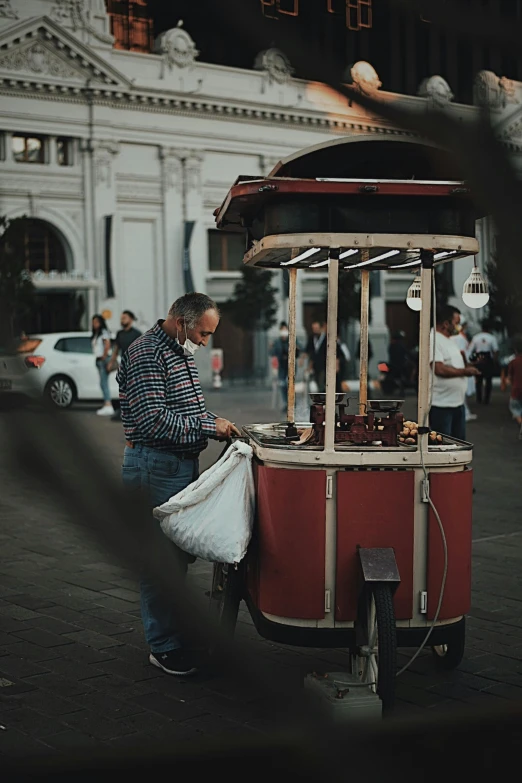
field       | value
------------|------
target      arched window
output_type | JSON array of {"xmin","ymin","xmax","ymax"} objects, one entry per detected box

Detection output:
[{"xmin": 9, "ymin": 218, "xmax": 68, "ymax": 274}]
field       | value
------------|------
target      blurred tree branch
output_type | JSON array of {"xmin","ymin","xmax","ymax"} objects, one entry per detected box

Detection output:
[{"xmin": 0, "ymin": 215, "xmax": 35, "ymax": 344}]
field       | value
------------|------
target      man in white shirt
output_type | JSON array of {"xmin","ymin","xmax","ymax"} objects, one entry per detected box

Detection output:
[
  {"xmin": 430, "ymin": 306, "xmax": 480, "ymax": 441},
  {"xmin": 451, "ymin": 319, "xmax": 477, "ymax": 422},
  {"xmin": 468, "ymin": 319, "xmax": 499, "ymax": 405}
]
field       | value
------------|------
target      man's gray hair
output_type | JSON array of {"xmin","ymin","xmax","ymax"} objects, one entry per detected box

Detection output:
[{"xmin": 168, "ymin": 293, "xmax": 219, "ymax": 328}]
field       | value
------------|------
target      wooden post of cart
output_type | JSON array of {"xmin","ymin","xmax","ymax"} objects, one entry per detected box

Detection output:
[
  {"xmin": 325, "ymin": 249, "xmax": 340, "ymax": 453},
  {"xmin": 417, "ymin": 250, "xmax": 434, "ymax": 451},
  {"xmin": 359, "ymin": 249, "xmax": 371, "ymax": 415},
  {"xmin": 286, "ymin": 256, "xmax": 298, "ymax": 424}
]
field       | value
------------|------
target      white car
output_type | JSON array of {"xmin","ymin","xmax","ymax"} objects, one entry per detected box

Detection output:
[{"xmin": 0, "ymin": 332, "xmax": 119, "ymax": 409}]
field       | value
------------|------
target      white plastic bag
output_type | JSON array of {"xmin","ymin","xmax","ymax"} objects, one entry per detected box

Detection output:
[{"xmin": 153, "ymin": 441, "xmax": 255, "ymax": 564}]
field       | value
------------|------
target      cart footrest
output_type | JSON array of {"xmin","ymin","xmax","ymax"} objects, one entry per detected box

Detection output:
[{"xmin": 358, "ymin": 547, "xmax": 401, "ymax": 592}]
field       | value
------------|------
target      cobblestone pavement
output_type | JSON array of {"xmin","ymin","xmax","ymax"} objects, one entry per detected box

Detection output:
[{"xmin": 0, "ymin": 387, "xmax": 522, "ymax": 756}]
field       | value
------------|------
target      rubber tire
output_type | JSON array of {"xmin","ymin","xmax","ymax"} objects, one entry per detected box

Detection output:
[
  {"xmin": 372, "ymin": 583, "xmax": 397, "ymax": 714},
  {"xmin": 209, "ymin": 562, "xmax": 242, "ymax": 641},
  {"xmin": 431, "ymin": 618, "xmax": 466, "ymax": 671},
  {"xmin": 44, "ymin": 375, "xmax": 76, "ymax": 409}
]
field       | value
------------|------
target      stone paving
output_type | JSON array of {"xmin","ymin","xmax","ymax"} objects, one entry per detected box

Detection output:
[{"xmin": 0, "ymin": 387, "xmax": 522, "ymax": 756}]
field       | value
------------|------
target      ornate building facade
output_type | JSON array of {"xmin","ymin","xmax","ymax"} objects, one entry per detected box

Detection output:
[{"xmin": 1, "ymin": 1, "xmax": 520, "ymax": 381}]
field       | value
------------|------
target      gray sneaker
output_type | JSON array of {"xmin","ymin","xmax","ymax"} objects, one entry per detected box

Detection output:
[{"xmin": 149, "ymin": 649, "xmax": 197, "ymax": 676}]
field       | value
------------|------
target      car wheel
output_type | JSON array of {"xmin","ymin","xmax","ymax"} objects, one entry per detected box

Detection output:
[{"xmin": 45, "ymin": 375, "xmax": 76, "ymax": 409}]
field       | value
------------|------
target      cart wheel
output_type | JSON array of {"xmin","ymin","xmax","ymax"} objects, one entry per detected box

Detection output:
[
  {"xmin": 209, "ymin": 562, "xmax": 242, "ymax": 640},
  {"xmin": 355, "ymin": 583, "xmax": 397, "ymax": 714},
  {"xmin": 431, "ymin": 618, "xmax": 466, "ymax": 670}
]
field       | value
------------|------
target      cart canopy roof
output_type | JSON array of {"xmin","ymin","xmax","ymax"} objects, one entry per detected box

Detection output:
[{"xmin": 268, "ymin": 135, "xmax": 463, "ymax": 182}]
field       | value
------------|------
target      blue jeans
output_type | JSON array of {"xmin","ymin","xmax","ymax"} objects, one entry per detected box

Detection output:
[
  {"xmin": 121, "ymin": 444, "xmax": 199, "ymax": 653},
  {"xmin": 96, "ymin": 358, "xmax": 111, "ymax": 403},
  {"xmin": 430, "ymin": 404, "xmax": 466, "ymax": 441}
]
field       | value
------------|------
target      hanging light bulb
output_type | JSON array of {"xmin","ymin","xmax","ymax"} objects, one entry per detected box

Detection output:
[
  {"xmin": 462, "ymin": 266, "xmax": 490, "ymax": 308},
  {"xmin": 406, "ymin": 276, "xmax": 422, "ymax": 311}
]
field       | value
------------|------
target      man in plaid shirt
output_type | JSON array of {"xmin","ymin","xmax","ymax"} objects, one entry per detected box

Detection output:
[{"xmin": 118, "ymin": 293, "xmax": 239, "ymax": 676}]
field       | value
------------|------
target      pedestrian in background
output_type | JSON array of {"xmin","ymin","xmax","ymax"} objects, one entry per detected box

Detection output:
[
  {"xmin": 336, "ymin": 336, "xmax": 350, "ymax": 393},
  {"xmin": 468, "ymin": 319, "xmax": 499, "ymax": 405},
  {"xmin": 107, "ymin": 310, "xmax": 141, "ymax": 421},
  {"xmin": 387, "ymin": 331, "xmax": 410, "ymax": 394},
  {"xmin": 451, "ymin": 318, "xmax": 477, "ymax": 422},
  {"xmin": 305, "ymin": 320, "xmax": 327, "ymax": 392},
  {"xmin": 429, "ymin": 305, "xmax": 479, "ymax": 441},
  {"xmin": 91, "ymin": 314, "xmax": 113, "ymax": 417},
  {"xmin": 504, "ymin": 335, "xmax": 522, "ymax": 440},
  {"xmin": 270, "ymin": 321, "xmax": 300, "ymax": 412}
]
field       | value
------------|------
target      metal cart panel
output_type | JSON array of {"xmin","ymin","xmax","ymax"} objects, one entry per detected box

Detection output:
[
  {"xmin": 336, "ymin": 469, "xmax": 415, "ymax": 621},
  {"xmin": 255, "ymin": 465, "xmax": 327, "ymax": 620},
  {"xmin": 427, "ymin": 469, "xmax": 473, "ymax": 620}
]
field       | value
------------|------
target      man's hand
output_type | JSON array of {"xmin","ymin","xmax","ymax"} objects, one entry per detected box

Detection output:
[
  {"xmin": 464, "ymin": 367, "xmax": 480, "ymax": 377},
  {"xmin": 215, "ymin": 417, "xmax": 241, "ymax": 440}
]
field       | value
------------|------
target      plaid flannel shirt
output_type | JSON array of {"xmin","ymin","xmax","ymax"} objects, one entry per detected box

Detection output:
[{"xmin": 117, "ymin": 321, "xmax": 217, "ymax": 455}]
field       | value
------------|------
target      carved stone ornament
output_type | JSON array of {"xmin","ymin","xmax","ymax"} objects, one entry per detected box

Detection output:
[
  {"xmin": 473, "ymin": 70, "xmax": 519, "ymax": 110},
  {"xmin": 159, "ymin": 147, "xmax": 183, "ymax": 191},
  {"xmin": 254, "ymin": 48, "xmax": 294, "ymax": 85},
  {"xmin": 0, "ymin": 40, "xmax": 80, "ymax": 79},
  {"xmin": 0, "ymin": 1, "xmax": 18, "ymax": 19},
  {"xmin": 184, "ymin": 152, "xmax": 204, "ymax": 192},
  {"xmin": 349, "ymin": 61, "xmax": 382, "ymax": 95},
  {"xmin": 93, "ymin": 140, "xmax": 119, "ymax": 187},
  {"xmin": 418, "ymin": 75, "xmax": 454, "ymax": 108},
  {"xmin": 50, "ymin": 0, "xmax": 113, "ymax": 45},
  {"xmin": 155, "ymin": 20, "xmax": 199, "ymax": 69}
]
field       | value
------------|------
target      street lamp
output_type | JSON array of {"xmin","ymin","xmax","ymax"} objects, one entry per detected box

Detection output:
[
  {"xmin": 462, "ymin": 266, "xmax": 490, "ymax": 309},
  {"xmin": 406, "ymin": 276, "xmax": 422, "ymax": 311}
]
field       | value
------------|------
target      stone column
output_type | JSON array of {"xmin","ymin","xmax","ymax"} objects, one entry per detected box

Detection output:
[
  {"xmin": 183, "ymin": 150, "xmax": 206, "ymax": 294},
  {"xmin": 91, "ymin": 140, "xmax": 119, "ymax": 318},
  {"xmin": 159, "ymin": 146, "xmax": 184, "ymax": 312},
  {"xmin": 48, "ymin": 136, "xmax": 58, "ymax": 166},
  {"xmin": 183, "ymin": 150, "xmax": 213, "ymax": 385}
]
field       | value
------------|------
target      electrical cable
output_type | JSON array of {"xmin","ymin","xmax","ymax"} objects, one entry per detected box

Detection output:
[{"xmin": 396, "ymin": 266, "xmax": 449, "ymax": 676}]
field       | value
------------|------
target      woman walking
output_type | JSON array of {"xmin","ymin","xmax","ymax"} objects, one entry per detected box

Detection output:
[{"xmin": 91, "ymin": 314, "xmax": 113, "ymax": 416}]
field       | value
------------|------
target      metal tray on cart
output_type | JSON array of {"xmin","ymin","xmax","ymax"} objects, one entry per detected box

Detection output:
[{"xmin": 243, "ymin": 423, "xmax": 472, "ymax": 452}]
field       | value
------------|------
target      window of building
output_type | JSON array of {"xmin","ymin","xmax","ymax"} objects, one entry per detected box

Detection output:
[
  {"xmin": 107, "ymin": 0, "xmax": 154, "ymax": 53},
  {"xmin": 57, "ymin": 137, "xmax": 73, "ymax": 166},
  {"xmin": 12, "ymin": 134, "xmax": 46, "ymax": 164},
  {"xmin": 208, "ymin": 230, "xmax": 245, "ymax": 271},
  {"xmin": 7, "ymin": 218, "xmax": 68, "ymax": 273}
]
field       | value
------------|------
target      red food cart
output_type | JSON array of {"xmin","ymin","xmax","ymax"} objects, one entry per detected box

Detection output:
[{"xmin": 210, "ymin": 136, "xmax": 479, "ymax": 714}]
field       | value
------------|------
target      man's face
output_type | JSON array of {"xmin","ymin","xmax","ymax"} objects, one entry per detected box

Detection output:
[
  {"xmin": 451, "ymin": 312, "xmax": 461, "ymax": 336},
  {"xmin": 311, "ymin": 322, "xmax": 321, "ymax": 335},
  {"xmin": 441, "ymin": 312, "xmax": 460, "ymax": 337},
  {"xmin": 120, "ymin": 312, "xmax": 132, "ymax": 329},
  {"xmin": 181, "ymin": 309, "xmax": 219, "ymax": 348}
]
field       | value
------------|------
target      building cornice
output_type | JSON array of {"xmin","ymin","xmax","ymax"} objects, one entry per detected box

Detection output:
[{"xmin": 0, "ymin": 78, "xmax": 420, "ymax": 137}]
